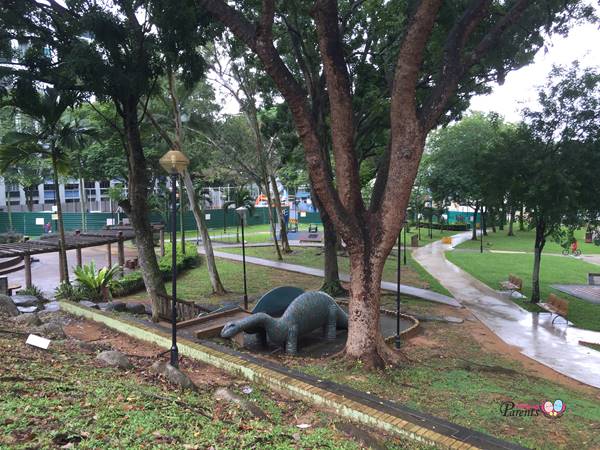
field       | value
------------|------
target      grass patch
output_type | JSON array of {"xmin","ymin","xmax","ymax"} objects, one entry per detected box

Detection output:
[
  {"xmin": 0, "ymin": 333, "xmax": 410, "ymax": 449},
  {"xmin": 286, "ymin": 321, "xmax": 600, "ymax": 449},
  {"xmin": 121, "ymin": 256, "xmax": 323, "ymax": 306},
  {"xmin": 220, "ymin": 245, "xmax": 452, "ymax": 297},
  {"xmin": 456, "ymin": 228, "xmax": 600, "ymax": 255},
  {"xmin": 446, "ymin": 251, "xmax": 600, "ymax": 331}
]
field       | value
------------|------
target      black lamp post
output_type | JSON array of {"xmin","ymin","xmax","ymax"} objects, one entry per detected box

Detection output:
[
  {"xmin": 395, "ymin": 226, "xmax": 402, "ymax": 349},
  {"xmin": 428, "ymin": 199, "xmax": 433, "ymax": 239},
  {"xmin": 480, "ymin": 207, "xmax": 484, "ymax": 254},
  {"xmin": 403, "ymin": 219, "xmax": 407, "ymax": 266},
  {"xmin": 159, "ymin": 148, "xmax": 190, "ymax": 369},
  {"xmin": 236, "ymin": 206, "xmax": 249, "ymax": 310}
]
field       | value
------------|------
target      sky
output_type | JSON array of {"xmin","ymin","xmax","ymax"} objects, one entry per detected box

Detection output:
[{"xmin": 469, "ymin": 18, "xmax": 600, "ymax": 122}]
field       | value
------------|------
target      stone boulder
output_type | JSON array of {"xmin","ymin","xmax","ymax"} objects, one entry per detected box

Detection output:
[
  {"xmin": 43, "ymin": 302, "xmax": 60, "ymax": 312},
  {"xmin": 17, "ymin": 305, "xmax": 38, "ymax": 314},
  {"xmin": 33, "ymin": 321, "xmax": 66, "ymax": 339},
  {"xmin": 79, "ymin": 301, "xmax": 99, "ymax": 309},
  {"xmin": 11, "ymin": 295, "xmax": 41, "ymax": 307},
  {"xmin": 98, "ymin": 302, "xmax": 127, "ymax": 312},
  {"xmin": 96, "ymin": 350, "xmax": 132, "ymax": 370},
  {"xmin": 12, "ymin": 313, "xmax": 42, "ymax": 327},
  {"xmin": 213, "ymin": 387, "xmax": 267, "ymax": 419},
  {"xmin": 150, "ymin": 361, "xmax": 197, "ymax": 391},
  {"xmin": 125, "ymin": 303, "xmax": 146, "ymax": 314},
  {"xmin": 0, "ymin": 294, "xmax": 19, "ymax": 317}
]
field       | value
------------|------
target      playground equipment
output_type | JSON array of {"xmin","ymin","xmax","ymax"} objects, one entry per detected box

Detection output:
[{"xmin": 221, "ymin": 291, "xmax": 348, "ymax": 355}]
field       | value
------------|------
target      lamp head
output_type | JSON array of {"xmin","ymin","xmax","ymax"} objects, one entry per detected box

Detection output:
[
  {"xmin": 159, "ymin": 149, "xmax": 190, "ymax": 175},
  {"xmin": 235, "ymin": 206, "xmax": 248, "ymax": 221}
]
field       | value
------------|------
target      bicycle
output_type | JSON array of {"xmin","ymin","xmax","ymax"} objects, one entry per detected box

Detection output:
[{"xmin": 562, "ymin": 248, "xmax": 581, "ymax": 257}]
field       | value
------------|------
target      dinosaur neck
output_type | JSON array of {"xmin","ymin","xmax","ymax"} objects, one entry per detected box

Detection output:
[{"xmin": 246, "ymin": 313, "xmax": 277, "ymax": 330}]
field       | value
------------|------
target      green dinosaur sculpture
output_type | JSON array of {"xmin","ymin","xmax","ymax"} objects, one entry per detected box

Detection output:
[{"xmin": 221, "ymin": 291, "xmax": 348, "ymax": 355}]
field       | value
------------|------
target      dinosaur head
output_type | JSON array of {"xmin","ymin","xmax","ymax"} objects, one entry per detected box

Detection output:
[{"xmin": 221, "ymin": 321, "xmax": 242, "ymax": 338}]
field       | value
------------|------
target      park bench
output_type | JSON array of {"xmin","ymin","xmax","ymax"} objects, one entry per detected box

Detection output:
[
  {"xmin": 588, "ymin": 273, "xmax": 600, "ymax": 285},
  {"xmin": 308, "ymin": 223, "xmax": 319, "ymax": 233},
  {"xmin": 499, "ymin": 274, "xmax": 522, "ymax": 294},
  {"xmin": 7, "ymin": 284, "xmax": 22, "ymax": 296},
  {"xmin": 538, "ymin": 293, "xmax": 569, "ymax": 324}
]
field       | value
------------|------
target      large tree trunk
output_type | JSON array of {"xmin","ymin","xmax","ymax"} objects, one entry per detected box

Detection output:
[
  {"xmin": 121, "ymin": 99, "xmax": 168, "ymax": 322},
  {"xmin": 182, "ymin": 169, "xmax": 226, "ymax": 295},
  {"xmin": 508, "ymin": 206, "xmax": 515, "ymax": 236},
  {"xmin": 79, "ymin": 177, "xmax": 87, "ymax": 232},
  {"xmin": 262, "ymin": 182, "xmax": 283, "ymax": 260},
  {"xmin": 270, "ymin": 174, "xmax": 291, "ymax": 253},
  {"xmin": 471, "ymin": 204, "xmax": 479, "ymax": 240},
  {"xmin": 531, "ymin": 220, "xmax": 546, "ymax": 303},
  {"xmin": 6, "ymin": 192, "xmax": 13, "ymax": 232},
  {"xmin": 52, "ymin": 151, "xmax": 69, "ymax": 283},
  {"xmin": 321, "ymin": 210, "xmax": 347, "ymax": 296},
  {"xmin": 345, "ymin": 248, "xmax": 397, "ymax": 368},
  {"xmin": 519, "ymin": 205, "xmax": 525, "ymax": 231}
]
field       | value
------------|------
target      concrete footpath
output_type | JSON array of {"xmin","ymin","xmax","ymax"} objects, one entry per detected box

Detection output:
[
  {"xmin": 203, "ymin": 247, "xmax": 461, "ymax": 308},
  {"xmin": 413, "ymin": 232, "xmax": 600, "ymax": 389}
]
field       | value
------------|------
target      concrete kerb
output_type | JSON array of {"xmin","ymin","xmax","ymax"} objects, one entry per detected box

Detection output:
[{"xmin": 59, "ymin": 300, "xmax": 498, "ymax": 449}]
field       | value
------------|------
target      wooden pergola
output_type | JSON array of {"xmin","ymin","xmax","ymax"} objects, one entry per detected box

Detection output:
[{"xmin": 0, "ymin": 225, "xmax": 165, "ymax": 288}]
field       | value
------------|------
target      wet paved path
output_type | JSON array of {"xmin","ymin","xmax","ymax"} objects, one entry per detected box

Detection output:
[
  {"xmin": 413, "ymin": 232, "xmax": 600, "ymax": 389},
  {"xmin": 203, "ymin": 247, "xmax": 461, "ymax": 308}
]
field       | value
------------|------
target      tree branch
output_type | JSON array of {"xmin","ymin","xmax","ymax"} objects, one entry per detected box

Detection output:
[{"xmin": 312, "ymin": 0, "xmax": 363, "ymax": 214}]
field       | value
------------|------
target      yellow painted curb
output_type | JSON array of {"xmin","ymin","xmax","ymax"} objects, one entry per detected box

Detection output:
[{"xmin": 59, "ymin": 301, "xmax": 479, "ymax": 450}]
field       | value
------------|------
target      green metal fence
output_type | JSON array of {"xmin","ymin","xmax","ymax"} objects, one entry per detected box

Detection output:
[{"xmin": 0, "ymin": 207, "xmax": 317, "ymax": 236}]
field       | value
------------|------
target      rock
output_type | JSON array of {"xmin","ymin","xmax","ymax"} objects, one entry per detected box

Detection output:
[
  {"xmin": 150, "ymin": 361, "xmax": 197, "ymax": 391},
  {"xmin": 443, "ymin": 316, "xmax": 464, "ymax": 324},
  {"xmin": 0, "ymin": 294, "xmax": 19, "ymax": 317},
  {"xmin": 96, "ymin": 350, "xmax": 132, "ymax": 370},
  {"xmin": 33, "ymin": 322, "xmax": 66, "ymax": 339},
  {"xmin": 79, "ymin": 300, "xmax": 99, "ymax": 309},
  {"xmin": 125, "ymin": 303, "xmax": 146, "ymax": 314},
  {"xmin": 17, "ymin": 305, "xmax": 38, "ymax": 314},
  {"xmin": 12, "ymin": 313, "xmax": 42, "ymax": 327},
  {"xmin": 98, "ymin": 301, "xmax": 126, "ymax": 312},
  {"xmin": 11, "ymin": 295, "xmax": 41, "ymax": 307},
  {"xmin": 43, "ymin": 302, "xmax": 60, "ymax": 312},
  {"xmin": 213, "ymin": 387, "xmax": 267, "ymax": 419}
]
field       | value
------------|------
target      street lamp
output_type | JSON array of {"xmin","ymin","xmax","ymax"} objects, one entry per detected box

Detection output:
[
  {"xmin": 159, "ymin": 148, "xmax": 190, "ymax": 368},
  {"xmin": 236, "ymin": 206, "xmax": 249, "ymax": 310},
  {"xmin": 395, "ymin": 227, "xmax": 402, "ymax": 349},
  {"xmin": 428, "ymin": 199, "xmax": 433, "ymax": 239},
  {"xmin": 403, "ymin": 218, "xmax": 408, "ymax": 266},
  {"xmin": 480, "ymin": 206, "xmax": 484, "ymax": 254}
]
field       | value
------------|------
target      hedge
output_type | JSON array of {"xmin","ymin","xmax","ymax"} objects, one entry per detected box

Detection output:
[{"xmin": 111, "ymin": 244, "xmax": 201, "ymax": 297}]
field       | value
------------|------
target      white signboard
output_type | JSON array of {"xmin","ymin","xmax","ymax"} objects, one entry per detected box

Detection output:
[
  {"xmin": 35, "ymin": 217, "xmax": 45, "ymax": 225},
  {"xmin": 106, "ymin": 218, "xmax": 115, "ymax": 226},
  {"xmin": 205, "ymin": 214, "xmax": 211, "ymax": 220},
  {"xmin": 51, "ymin": 214, "xmax": 58, "ymax": 221},
  {"xmin": 26, "ymin": 334, "xmax": 51, "ymax": 350},
  {"xmin": 52, "ymin": 205, "xmax": 58, "ymax": 212},
  {"xmin": 300, "ymin": 211, "xmax": 307, "ymax": 218}
]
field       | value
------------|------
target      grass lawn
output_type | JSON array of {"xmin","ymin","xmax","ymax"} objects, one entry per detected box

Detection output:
[
  {"xmin": 285, "ymin": 320, "xmax": 600, "ymax": 450},
  {"xmin": 456, "ymin": 228, "xmax": 600, "ymax": 254},
  {"xmin": 446, "ymin": 251, "xmax": 600, "ymax": 331},
  {"xmin": 0, "ymin": 330, "xmax": 423, "ymax": 449},
  {"xmin": 409, "ymin": 226, "xmax": 456, "ymax": 246},
  {"xmin": 219, "ymin": 245, "xmax": 452, "ymax": 297},
  {"xmin": 121, "ymin": 256, "xmax": 323, "ymax": 306}
]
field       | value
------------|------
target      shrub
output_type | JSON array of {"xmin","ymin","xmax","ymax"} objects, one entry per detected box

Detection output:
[
  {"xmin": 0, "ymin": 232, "xmax": 23, "ymax": 244},
  {"xmin": 110, "ymin": 245, "xmax": 200, "ymax": 297},
  {"xmin": 54, "ymin": 281, "xmax": 88, "ymax": 303},
  {"xmin": 16, "ymin": 285, "xmax": 47, "ymax": 301},
  {"xmin": 74, "ymin": 261, "xmax": 121, "ymax": 302}
]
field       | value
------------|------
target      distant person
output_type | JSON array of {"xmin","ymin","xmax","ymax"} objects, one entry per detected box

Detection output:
[
  {"xmin": 44, "ymin": 222, "xmax": 52, "ymax": 234},
  {"xmin": 571, "ymin": 239, "xmax": 578, "ymax": 254}
]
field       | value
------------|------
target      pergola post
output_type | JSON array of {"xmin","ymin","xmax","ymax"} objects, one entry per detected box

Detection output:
[
  {"xmin": 107, "ymin": 243, "xmax": 112, "ymax": 268},
  {"xmin": 24, "ymin": 253, "xmax": 32, "ymax": 289},
  {"xmin": 159, "ymin": 228, "xmax": 165, "ymax": 257},
  {"xmin": 75, "ymin": 230, "xmax": 82, "ymax": 268},
  {"xmin": 58, "ymin": 239, "xmax": 65, "ymax": 282},
  {"xmin": 23, "ymin": 236, "xmax": 32, "ymax": 289},
  {"xmin": 117, "ymin": 232, "xmax": 125, "ymax": 271}
]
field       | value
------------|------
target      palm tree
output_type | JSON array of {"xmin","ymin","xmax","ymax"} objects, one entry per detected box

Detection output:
[
  {"xmin": 223, "ymin": 187, "xmax": 255, "ymax": 243},
  {"xmin": 0, "ymin": 87, "xmax": 92, "ymax": 283}
]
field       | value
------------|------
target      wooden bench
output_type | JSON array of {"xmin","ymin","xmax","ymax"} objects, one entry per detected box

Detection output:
[
  {"xmin": 500, "ymin": 274, "xmax": 522, "ymax": 294},
  {"xmin": 538, "ymin": 293, "xmax": 569, "ymax": 324}
]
